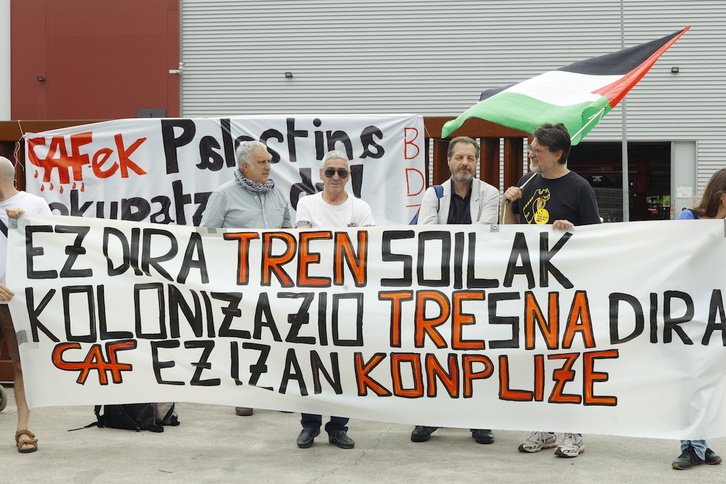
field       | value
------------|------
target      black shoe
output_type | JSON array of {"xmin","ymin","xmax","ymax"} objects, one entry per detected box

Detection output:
[
  {"xmin": 235, "ymin": 406, "xmax": 254, "ymax": 416},
  {"xmin": 410, "ymin": 426, "xmax": 438, "ymax": 442},
  {"xmin": 296, "ymin": 428, "xmax": 320, "ymax": 449},
  {"xmin": 673, "ymin": 446, "xmax": 705, "ymax": 470},
  {"xmin": 472, "ymin": 429, "xmax": 494, "ymax": 444},
  {"xmin": 328, "ymin": 430, "xmax": 355, "ymax": 449},
  {"xmin": 706, "ymin": 448, "xmax": 722, "ymax": 465}
]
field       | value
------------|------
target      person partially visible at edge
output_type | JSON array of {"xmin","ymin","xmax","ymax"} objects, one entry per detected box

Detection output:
[
  {"xmin": 0, "ymin": 156, "xmax": 52, "ymax": 453},
  {"xmin": 411, "ymin": 136, "xmax": 499, "ymax": 446},
  {"xmin": 294, "ymin": 150, "xmax": 374, "ymax": 450},
  {"xmin": 200, "ymin": 140, "xmax": 291, "ymax": 417},
  {"xmin": 501, "ymin": 123, "xmax": 601, "ymax": 458},
  {"xmin": 671, "ymin": 167, "xmax": 726, "ymax": 471}
]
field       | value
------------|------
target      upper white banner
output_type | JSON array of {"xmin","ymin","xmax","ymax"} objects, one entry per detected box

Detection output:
[
  {"xmin": 22, "ymin": 115, "xmax": 426, "ymax": 226},
  {"xmin": 6, "ymin": 214, "xmax": 726, "ymax": 440}
]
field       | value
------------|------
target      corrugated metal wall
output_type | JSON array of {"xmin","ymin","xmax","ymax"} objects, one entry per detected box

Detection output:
[{"xmin": 181, "ymin": 0, "xmax": 726, "ymax": 189}]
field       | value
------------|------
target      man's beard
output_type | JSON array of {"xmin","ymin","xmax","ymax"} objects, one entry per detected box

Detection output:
[
  {"xmin": 530, "ymin": 163, "xmax": 542, "ymax": 174},
  {"xmin": 453, "ymin": 171, "xmax": 473, "ymax": 183}
]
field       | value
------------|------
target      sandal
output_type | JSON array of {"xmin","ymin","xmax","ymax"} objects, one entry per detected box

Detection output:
[{"xmin": 15, "ymin": 429, "xmax": 38, "ymax": 454}]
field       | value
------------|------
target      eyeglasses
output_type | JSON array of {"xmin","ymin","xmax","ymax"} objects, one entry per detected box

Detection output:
[
  {"xmin": 324, "ymin": 168, "xmax": 349, "ymax": 178},
  {"xmin": 527, "ymin": 145, "xmax": 549, "ymax": 154}
]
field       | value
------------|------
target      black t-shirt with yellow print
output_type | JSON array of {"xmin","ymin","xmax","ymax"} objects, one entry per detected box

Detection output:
[{"xmin": 512, "ymin": 171, "xmax": 601, "ymax": 226}]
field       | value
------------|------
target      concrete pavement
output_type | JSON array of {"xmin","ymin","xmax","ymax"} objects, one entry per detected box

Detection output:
[{"xmin": 0, "ymin": 387, "xmax": 723, "ymax": 483}]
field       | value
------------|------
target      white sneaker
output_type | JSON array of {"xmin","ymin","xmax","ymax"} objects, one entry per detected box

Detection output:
[
  {"xmin": 518, "ymin": 431, "xmax": 557, "ymax": 453},
  {"xmin": 555, "ymin": 433, "xmax": 585, "ymax": 457}
]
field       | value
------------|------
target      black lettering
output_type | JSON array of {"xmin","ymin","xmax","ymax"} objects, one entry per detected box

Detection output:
[
  {"xmin": 702, "ymin": 289, "xmax": 726, "ymax": 345},
  {"xmin": 169, "ymin": 286, "xmax": 203, "ymax": 338},
  {"xmin": 25, "ymin": 287, "xmax": 60, "ymax": 342},
  {"xmin": 150, "ymin": 195, "xmax": 174, "ymax": 224},
  {"xmin": 280, "ymin": 292, "xmax": 316, "ymax": 344},
  {"xmin": 121, "ymin": 197, "xmax": 151, "ymax": 222},
  {"xmin": 151, "ymin": 340, "xmax": 184, "ymax": 385},
  {"xmin": 161, "ymin": 119, "xmax": 196, "ymax": 174},
  {"xmin": 97, "ymin": 285, "xmax": 133, "ymax": 340},
  {"xmin": 176, "ymin": 232, "xmax": 209, "ymax": 284},
  {"xmin": 418, "ymin": 231, "xmax": 450, "ymax": 287},
  {"xmin": 503, "ymin": 232, "xmax": 535, "ymax": 289},
  {"xmin": 540, "ymin": 232, "xmax": 573, "ymax": 288},
  {"xmin": 608, "ymin": 293, "xmax": 644, "ymax": 344},
  {"xmin": 310, "ymin": 351, "xmax": 342, "ymax": 394},
  {"xmin": 220, "ymin": 118, "xmax": 236, "ymax": 168},
  {"xmin": 26, "ymin": 225, "xmax": 56, "ymax": 279},
  {"xmin": 332, "ymin": 293, "xmax": 364, "ymax": 346},
  {"xmin": 214, "ymin": 292, "xmax": 248, "ymax": 339},
  {"xmin": 488, "ymin": 292, "xmax": 520, "ymax": 349},
  {"xmin": 186, "ymin": 340, "xmax": 220, "ymax": 386},
  {"xmin": 55, "ymin": 225, "xmax": 92, "ymax": 278},
  {"xmin": 279, "ymin": 348, "xmax": 308, "ymax": 395},
  {"xmin": 141, "ymin": 228, "xmax": 178, "ymax": 281},
  {"xmin": 380, "ymin": 230, "xmax": 414, "ymax": 287},
  {"xmin": 286, "ymin": 118, "xmax": 308, "ymax": 162},
  {"xmin": 359, "ymin": 125, "xmax": 385, "ymax": 159},
  {"xmin": 197, "ymin": 135, "xmax": 226, "ymax": 171},
  {"xmin": 253, "ymin": 293, "xmax": 283, "ymax": 342},
  {"xmin": 243, "ymin": 342, "xmax": 272, "ymax": 388},
  {"xmin": 467, "ymin": 232, "xmax": 499, "ymax": 288},
  {"xmin": 62, "ymin": 285, "xmax": 97, "ymax": 343},
  {"xmin": 134, "ymin": 283, "xmax": 167, "ymax": 339},
  {"xmin": 663, "ymin": 290, "xmax": 694, "ymax": 344}
]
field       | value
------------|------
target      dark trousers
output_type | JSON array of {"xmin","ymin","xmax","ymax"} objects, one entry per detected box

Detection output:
[{"xmin": 301, "ymin": 413, "xmax": 349, "ymax": 434}]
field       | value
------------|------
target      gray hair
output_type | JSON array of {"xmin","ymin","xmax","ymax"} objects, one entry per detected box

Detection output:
[
  {"xmin": 236, "ymin": 140, "xmax": 269, "ymax": 168},
  {"xmin": 321, "ymin": 150, "xmax": 350, "ymax": 170}
]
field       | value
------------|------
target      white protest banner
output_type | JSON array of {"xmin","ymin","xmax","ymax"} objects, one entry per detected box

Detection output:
[
  {"xmin": 22, "ymin": 115, "xmax": 425, "ymax": 226},
  {"xmin": 7, "ymin": 214, "xmax": 726, "ymax": 440}
]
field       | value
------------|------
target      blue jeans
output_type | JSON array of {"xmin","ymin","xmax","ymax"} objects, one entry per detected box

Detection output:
[
  {"xmin": 681, "ymin": 439, "xmax": 708, "ymax": 459},
  {"xmin": 300, "ymin": 413, "xmax": 348, "ymax": 434}
]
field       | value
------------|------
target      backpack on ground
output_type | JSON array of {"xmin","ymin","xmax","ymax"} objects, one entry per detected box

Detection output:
[{"xmin": 70, "ymin": 402, "xmax": 180, "ymax": 432}]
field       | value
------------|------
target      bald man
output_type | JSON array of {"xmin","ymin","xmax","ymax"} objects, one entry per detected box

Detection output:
[{"xmin": 0, "ymin": 156, "xmax": 51, "ymax": 453}]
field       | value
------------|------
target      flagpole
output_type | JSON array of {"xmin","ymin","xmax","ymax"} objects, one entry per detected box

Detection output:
[{"xmin": 620, "ymin": 0, "xmax": 630, "ymax": 222}]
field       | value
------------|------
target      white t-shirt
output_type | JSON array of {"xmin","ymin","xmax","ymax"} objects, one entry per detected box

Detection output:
[
  {"xmin": 0, "ymin": 191, "xmax": 52, "ymax": 287},
  {"xmin": 295, "ymin": 192, "xmax": 374, "ymax": 228}
]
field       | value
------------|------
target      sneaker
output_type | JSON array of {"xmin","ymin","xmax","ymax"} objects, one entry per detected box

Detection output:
[
  {"xmin": 518, "ymin": 431, "xmax": 557, "ymax": 453},
  {"xmin": 555, "ymin": 433, "xmax": 585, "ymax": 458},
  {"xmin": 673, "ymin": 445, "xmax": 705, "ymax": 470},
  {"xmin": 706, "ymin": 448, "xmax": 722, "ymax": 465}
]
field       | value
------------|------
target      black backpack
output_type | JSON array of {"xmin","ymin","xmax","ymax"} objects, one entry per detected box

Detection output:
[
  {"xmin": 72, "ymin": 402, "xmax": 180, "ymax": 433},
  {"xmin": 410, "ymin": 185, "xmax": 444, "ymax": 224}
]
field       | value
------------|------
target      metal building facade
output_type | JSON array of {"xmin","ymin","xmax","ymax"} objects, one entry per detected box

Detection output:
[{"xmin": 180, "ymin": 0, "xmax": 726, "ymax": 206}]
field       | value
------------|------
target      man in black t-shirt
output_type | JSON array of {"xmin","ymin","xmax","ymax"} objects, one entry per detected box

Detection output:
[
  {"xmin": 502, "ymin": 123, "xmax": 601, "ymax": 228},
  {"xmin": 501, "ymin": 123, "xmax": 601, "ymax": 458}
]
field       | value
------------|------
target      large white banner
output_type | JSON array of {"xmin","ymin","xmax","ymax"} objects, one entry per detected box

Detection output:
[
  {"xmin": 22, "ymin": 115, "xmax": 426, "ymax": 226},
  {"xmin": 6, "ymin": 214, "xmax": 726, "ymax": 440}
]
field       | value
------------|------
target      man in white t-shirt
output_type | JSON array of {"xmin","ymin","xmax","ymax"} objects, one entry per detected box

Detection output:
[
  {"xmin": 294, "ymin": 150, "xmax": 374, "ymax": 450},
  {"xmin": 295, "ymin": 151, "xmax": 374, "ymax": 229},
  {"xmin": 0, "ymin": 156, "xmax": 51, "ymax": 453}
]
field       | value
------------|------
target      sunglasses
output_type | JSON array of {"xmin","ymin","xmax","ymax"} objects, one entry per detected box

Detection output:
[{"xmin": 324, "ymin": 168, "xmax": 349, "ymax": 178}]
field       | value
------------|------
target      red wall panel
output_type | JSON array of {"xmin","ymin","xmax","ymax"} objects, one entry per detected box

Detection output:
[{"xmin": 11, "ymin": 0, "xmax": 179, "ymax": 120}]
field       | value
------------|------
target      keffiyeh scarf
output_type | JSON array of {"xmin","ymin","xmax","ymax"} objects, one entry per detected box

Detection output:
[{"xmin": 234, "ymin": 169, "xmax": 275, "ymax": 193}]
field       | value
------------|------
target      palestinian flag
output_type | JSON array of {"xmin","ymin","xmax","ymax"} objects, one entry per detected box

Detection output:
[{"xmin": 442, "ymin": 27, "xmax": 689, "ymax": 144}]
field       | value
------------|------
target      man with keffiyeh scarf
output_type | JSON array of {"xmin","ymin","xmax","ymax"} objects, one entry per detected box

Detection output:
[{"xmin": 201, "ymin": 140, "xmax": 292, "ymax": 417}]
